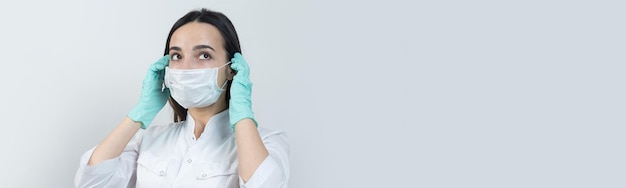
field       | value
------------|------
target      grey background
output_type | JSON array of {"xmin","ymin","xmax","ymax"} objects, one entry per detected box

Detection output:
[{"xmin": 0, "ymin": 0, "xmax": 624, "ymax": 187}]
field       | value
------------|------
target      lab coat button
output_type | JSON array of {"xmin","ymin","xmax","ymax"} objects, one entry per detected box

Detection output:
[
  {"xmin": 187, "ymin": 159, "xmax": 192, "ymax": 163},
  {"xmin": 159, "ymin": 170, "xmax": 165, "ymax": 175},
  {"xmin": 202, "ymin": 173, "xmax": 207, "ymax": 178}
]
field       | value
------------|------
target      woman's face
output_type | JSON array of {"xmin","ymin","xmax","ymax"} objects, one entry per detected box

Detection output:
[
  {"xmin": 168, "ymin": 21, "xmax": 233, "ymax": 80},
  {"xmin": 167, "ymin": 21, "xmax": 234, "ymax": 109}
]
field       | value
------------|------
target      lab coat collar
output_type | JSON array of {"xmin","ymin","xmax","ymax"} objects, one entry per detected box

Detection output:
[{"xmin": 183, "ymin": 109, "xmax": 232, "ymax": 145}]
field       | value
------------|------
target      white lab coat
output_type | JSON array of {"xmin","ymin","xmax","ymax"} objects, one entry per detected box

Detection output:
[{"xmin": 74, "ymin": 110, "xmax": 289, "ymax": 188}]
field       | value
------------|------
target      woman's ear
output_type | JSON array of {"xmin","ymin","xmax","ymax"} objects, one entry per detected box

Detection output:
[{"xmin": 227, "ymin": 65, "xmax": 235, "ymax": 80}]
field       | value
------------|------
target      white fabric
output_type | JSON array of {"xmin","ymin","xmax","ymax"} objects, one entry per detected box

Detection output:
[
  {"xmin": 75, "ymin": 110, "xmax": 289, "ymax": 188},
  {"xmin": 164, "ymin": 64, "xmax": 230, "ymax": 109}
]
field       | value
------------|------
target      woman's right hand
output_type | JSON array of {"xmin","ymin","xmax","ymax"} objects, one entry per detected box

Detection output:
[
  {"xmin": 89, "ymin": 56, "xmax": 170, "ymax": 165},
  {"xmin": 127, "ymin": 55, "xmax": 170, "ymax": 129}
]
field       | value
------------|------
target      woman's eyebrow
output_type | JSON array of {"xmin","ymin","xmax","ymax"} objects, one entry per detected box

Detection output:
[
  {"xmin": 193, "ymin": 44, "xmax": 215, "ymax": 52},
  {"xmin": 169, "ymin": 46, "xmax": 182, "ymax": 51},
  {"xmin": 168, "ymin": 45, "xmax": 215, "ymax": 52}
]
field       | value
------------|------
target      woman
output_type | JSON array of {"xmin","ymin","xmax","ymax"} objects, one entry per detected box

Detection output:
[{"xmin": 75, "ymin": 9, "xmax": 289, "ymax": 188}]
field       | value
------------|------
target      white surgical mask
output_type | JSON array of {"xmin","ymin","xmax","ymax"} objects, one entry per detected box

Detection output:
[{"xmin": 164, "ymin": 62, "xmax": 231, "ymax": 109}]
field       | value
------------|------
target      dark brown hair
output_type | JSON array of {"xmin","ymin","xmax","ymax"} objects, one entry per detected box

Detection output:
[{"xmin": 164, "ymin": 8, "xmax": 242, "ymax": 122}]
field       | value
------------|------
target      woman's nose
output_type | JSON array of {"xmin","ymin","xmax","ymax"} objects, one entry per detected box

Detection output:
[{"xmin": 177, "ymin": 58, "xmax": 197, "ymax": 69}]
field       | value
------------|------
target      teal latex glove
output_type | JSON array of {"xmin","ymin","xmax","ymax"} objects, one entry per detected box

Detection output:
[
  {"xmin": 128, "ymin": 55, "xmax": 170, "ymax": 129},
  {"xmin": 229, "ymin": 53, "xmax": 257, "ymax": 131}
]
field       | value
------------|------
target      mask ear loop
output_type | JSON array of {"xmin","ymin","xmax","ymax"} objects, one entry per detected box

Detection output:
[
  {"xmin": 219, "ymin": 61, "xmax": 232, "ymax": 69},
  {"xmin": 218, "ymin": 61, "xmax": 232, "ymax": 90}
]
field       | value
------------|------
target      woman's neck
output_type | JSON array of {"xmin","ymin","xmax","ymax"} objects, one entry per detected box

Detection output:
[{"xmin": 188, "ymin": 99, "xmax": 228, "ymax": 139}]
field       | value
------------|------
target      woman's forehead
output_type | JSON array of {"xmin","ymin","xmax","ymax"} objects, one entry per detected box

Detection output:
[{"xmin": 170, "ymin": 22, "xmax": 224, "ymax": 50}]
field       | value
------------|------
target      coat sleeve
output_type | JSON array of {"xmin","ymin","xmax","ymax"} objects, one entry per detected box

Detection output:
[
  {"xmin": 74, "ymin": 130, "xmax": 143, "ymax": 188},
  {"xmin": 239, "ymin": 128, "xmax": 290, "ymax": 188}
]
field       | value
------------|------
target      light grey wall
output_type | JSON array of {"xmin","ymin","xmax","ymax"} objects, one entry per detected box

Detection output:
[{"xmin": 0, "ymin": 0, "xmax": 624, "ymax": 187}]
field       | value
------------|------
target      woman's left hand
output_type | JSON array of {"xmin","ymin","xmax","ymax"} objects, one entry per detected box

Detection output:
[{"xmin": 229, "ymin": 53, "xmax": 257, "ymax": 131}]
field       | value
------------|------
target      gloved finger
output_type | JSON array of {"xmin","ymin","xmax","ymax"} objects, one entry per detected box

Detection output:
[
  {"xmin": 162, "ymin": 88, "xmax": 171, "ymax": 98},
  {"xmin": 233, "ymin": 52, "xmax": 243, "ymax": 60},
  {"xmin": 231, "ymin": 53, "xmax": 247, "ymax": 65},
  {"xmin": 230, "ymin": 61, "xmax": 243, "ymax": 71},
  {"xmin": 151, "ymin": 55, "xmax": 170, "ymax": 71}
]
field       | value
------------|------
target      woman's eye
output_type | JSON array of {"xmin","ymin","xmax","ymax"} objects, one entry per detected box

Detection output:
[
  {"xmin": 171, "ymin": 54, "xmax": 181, "ymax": 61},
  {"xmin": 198, "ymin": 53, "xmax": 211, "ymax": 60}
]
